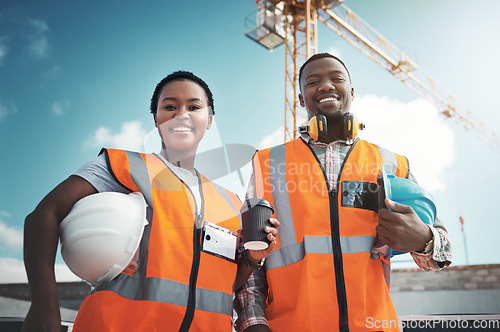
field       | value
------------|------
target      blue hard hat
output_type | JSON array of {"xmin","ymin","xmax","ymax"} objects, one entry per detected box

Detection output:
[{"xmin": 382, "ymin": 172, "xmax": 437, "ymax": 256}]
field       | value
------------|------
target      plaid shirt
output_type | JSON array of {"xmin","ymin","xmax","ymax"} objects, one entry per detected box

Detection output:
[{"xmin": 234, "ymin": 138, "xmax": 453, "ymax": 331}]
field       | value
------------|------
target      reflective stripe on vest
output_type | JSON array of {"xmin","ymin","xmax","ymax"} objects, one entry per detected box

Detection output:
[
  {"xmin": 125, "ymin": 151, "xmax": 153, "ymax": 207},
  {"xmin": 210, "ymin": 180, "xmax": 242, "ymax": 223},
  {"xmin": 268, "ymin": 144, "xmax": 297, "ymax": 247},
  {"xmin": 101, "ymin": 274, "xmax": 232, "ymax": 315},
  {"xmin": 377, "ymin": 145, "xmax": 398, "ymax": 175},
  {"xmin": 266, "ymin": 235, "xmax": 376, "ymax": 270}
]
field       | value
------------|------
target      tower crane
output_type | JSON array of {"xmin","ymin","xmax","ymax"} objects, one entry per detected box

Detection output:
[{"xmin": 244, "ymin": 0, "xmax": 500, "ymax": 154}]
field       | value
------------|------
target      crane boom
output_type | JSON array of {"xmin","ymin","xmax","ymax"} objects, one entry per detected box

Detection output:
[
  {"xmin": 244, "ymin": 0, "xmax": 499, "ymax": 154},
  {"xmin": 317, "ymin": 2, "xmax": 500, "ymax": 153}
]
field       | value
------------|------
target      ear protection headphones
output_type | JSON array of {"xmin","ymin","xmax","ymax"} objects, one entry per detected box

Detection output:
[
  {"xmin": 298, "ymin": 114, "xmax": 328, "ymax": 141},
  {"xmin": 298, "ymin": 113, "xmax": 365, "ymax": 141}
]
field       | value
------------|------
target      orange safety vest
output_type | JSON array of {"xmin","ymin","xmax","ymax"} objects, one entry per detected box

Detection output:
[
  {"xmin": 252, "ymin": 138, "xmax": 408, "ymax": 332},
  {"xmin": 73, "ymin": 149, "xmax": 242, "ymax": 332}
]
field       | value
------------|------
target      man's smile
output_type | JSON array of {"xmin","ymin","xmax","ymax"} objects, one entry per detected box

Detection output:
[{"xmin": 317, "ymin": 93, "xmax": 341, "ymax": 104}]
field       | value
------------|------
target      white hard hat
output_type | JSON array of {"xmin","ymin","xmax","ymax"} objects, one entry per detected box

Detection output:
[{"xmin": 60, "ymin": 192, "xmax": 148, "ymax": 287}]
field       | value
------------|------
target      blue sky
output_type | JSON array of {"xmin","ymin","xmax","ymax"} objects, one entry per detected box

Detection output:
[{"xmin": 1, "ymin": 0, "xmax": 499, "ymax": 283}]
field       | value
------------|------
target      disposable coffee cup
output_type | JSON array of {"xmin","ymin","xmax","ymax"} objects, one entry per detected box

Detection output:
[{"xmin": 240, "ymin": 198, "xmax": 274, "ymax": 250}]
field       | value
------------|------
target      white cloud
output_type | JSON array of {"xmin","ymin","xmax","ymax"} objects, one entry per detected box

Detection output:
[
  {"xmin": 257, "ymin": 111, "xmax": 308, "ymax": 149},
  {"xmin": 0, "ymin": 211, "xmax": 12, "ymax": 218},
  {"xmin": 0, "ymin": 258, "xmax": 81, "ymax": 284},
  {"xmin": 0, "ymin": 220, "xmax": 23, "ymax": 250},
  {"xmin": 51, "ymin": 99, "xmax": 70, "ymax": 116},
  {"xmin": 28, "ymin": 19, "xmax": 49, "ymax": 57},
  {"xmin": 352, "ymin": 95, "xmax": 455, "ymax": 192},
  {"xmin": 326, "ymin": 46, "xmax": 342, "ymax": 58},
  {"xmin": 83, "ymin": 121, "xmax": 149, "ymax": 152},
  {"xmin": 256, "ymin": 95, "xmax": 455, "ymax": 193},
  {"xmin": 0, "ymin": 258, "xmax": 27, "ymax": 283},
  {"xmin": 0, "ymin": 100, "xmax": 18, "ymax": 121},
  {"xmin": 258, "ymin": 124, "xmax": 284, "ymax": 149},
  {"xmin": 0, "ymin": 12, "xmax": 49, "ymax": 62},
  {"xmin": 0, "ymin": 37, "xmax": 8, "ymax": 66}
]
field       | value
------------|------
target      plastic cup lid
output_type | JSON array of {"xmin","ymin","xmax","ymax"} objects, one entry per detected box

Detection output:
[{"xmin": 240, "ymin": 198, "xmax": 274, "ymax": 214}]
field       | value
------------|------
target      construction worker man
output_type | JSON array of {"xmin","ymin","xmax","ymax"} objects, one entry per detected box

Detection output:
[{"xmin": 234, "ymin": 53, "xmax": 452, "ymax": 332}]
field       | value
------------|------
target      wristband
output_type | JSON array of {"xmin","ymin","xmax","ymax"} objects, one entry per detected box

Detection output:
[
  {"xmin": 417, "ymin": 235, "xmax": 434, "ymax": 254},
  {"xmin": 422, "ymin": 237, "xmax": 434, "ymax": 254}
]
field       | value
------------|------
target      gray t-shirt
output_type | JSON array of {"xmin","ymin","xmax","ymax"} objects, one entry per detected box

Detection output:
[{"xmin": 73, "ymin": 153, "xmax": 202, "ymax": 214}]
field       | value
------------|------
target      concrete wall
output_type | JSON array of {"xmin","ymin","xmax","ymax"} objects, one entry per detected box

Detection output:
[
  {"xmin": 0, "ymin": 296, "xmax": 78, "ymax": 322},
  {"xmin": 0, "ymin": 281, "xmax": 90, "ymax": 310},
  {"xmin": 392, "ymin": 289, "xmax": 500, "ymax": 316},
  {"xmin": 391, "ymin": 264, "xmax": 500, "ymax": 316}
]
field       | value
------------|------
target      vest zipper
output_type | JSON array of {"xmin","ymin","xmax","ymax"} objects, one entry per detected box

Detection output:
[
  {"xmin": 333, "ymin": 138, "xmax": 358, "ymax": 332},
  {"xmin": 179, "ymin": 217, "xmax": 202, "ymax": 332},
  {"xmin": 179, "ymin": 173, "xmax": 205, "ymax": 332},
  {"xmin": 301, "ymin": 138, "xmax": 359, "ymax": 332},
  {"xmin": 329, "ymin": 188, "xmax": 349, "ymax": 332}
]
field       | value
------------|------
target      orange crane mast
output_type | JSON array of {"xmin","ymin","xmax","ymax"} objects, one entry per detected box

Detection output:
[{"xmin": 244, "ymin": 0, "xmax": 500, "ymax": 154}]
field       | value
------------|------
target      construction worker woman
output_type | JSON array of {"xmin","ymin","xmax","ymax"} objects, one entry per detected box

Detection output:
[{"xmin": 22, "ymin": 71, "xmax": 278, "ymax": 332}]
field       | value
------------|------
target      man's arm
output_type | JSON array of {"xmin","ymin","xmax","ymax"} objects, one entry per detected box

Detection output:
[
  {"xmin": 410, "ymin": 217, "xmax": 452, "ymax": 271},
  {"xmin": 234, "ymin": 269, "xmax": 271, "ymax": 332},
  {"xmin": 377, "ymin": 198, "xmax": 433, "ymax": 253},
  {"xmin": 234, "ymin": 163, "xmax": 273, "ymax": 331},
  {"xmin": 22, "ymin": 175, "xmax": 97, "ymax": 332},
  {"xmin": 377, "ymin": 198, "xmax": 452, "ymax": 271},
  {"xmin": 377, "ymin": 169, "xmax": 452, "ymax": 270},
  {"xmin": 234, "ymin": 218, "xmax": 279, "ymax": 291}
]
